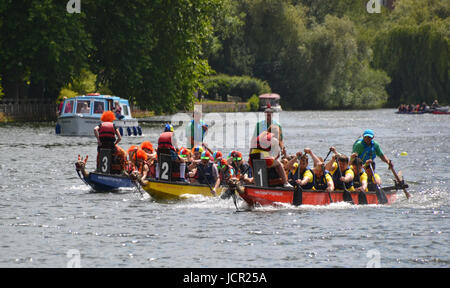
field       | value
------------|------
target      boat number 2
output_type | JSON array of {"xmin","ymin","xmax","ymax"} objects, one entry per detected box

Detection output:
[
  {"xmin": 101, "ymin": 156, "xmax": 108, "ymax": 173},
  {"xmin": 161, "ymin": 162, "xmax": 169, "ymax": 180}
]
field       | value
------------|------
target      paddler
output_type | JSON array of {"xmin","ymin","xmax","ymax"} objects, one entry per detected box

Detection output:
[
  {"xmin": 191, "ymin": 151, "xmax": 220, "ymax": 195},
  {"xmin": 325, "ymin": 147, "xmax": 354, "ymax": 191},
  {"xmin": 157, "ymin": 124, "xmax": 187, "ymax": 182},
  {"xmin": 351, "ymin": 157, "xmax": 368, "ymax": 193},
  {"xmin": 218, "ymin": 159, "xmax": 236, "ymax": 199},
  {"xmin": 110, "ymin": 144, "xmax": 128, "ymax": 175},
  {"xmin": 285, "ymin": 151, "xmax": 314, "ymax": 189},
  {"xmin": 311, "ymin": 161, "xmax": 334, "ymax": 193},
  {"xmin": 352, "ymin": 129, "xmax": 392, "ymax": 170},
  {"xmin": 134, "ymin": 149, "xmax": 150, "ymax": 184},
  {"xmin": 364, "ymin": 160, "xmax": 382, "ymax": 191},
  {"xmin": 140, "ymin": 141, "xmax": 157, "ymax": 164},
  {"xmin": 94, "ymin": 111, "xmax": 122, "ymax": 167},
  {"xmin": 230, "ymin": 151, "xmax": 253, "ymax": 184}
]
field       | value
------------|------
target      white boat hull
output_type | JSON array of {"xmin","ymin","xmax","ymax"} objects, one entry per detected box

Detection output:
[{"xmin": 57, "ymin": 115, "xmax": 139, "ymax": 136}]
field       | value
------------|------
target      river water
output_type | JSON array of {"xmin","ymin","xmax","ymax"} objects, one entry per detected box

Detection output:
[{"xmin": 0, "ymin": 109, "xmax": 448, "ymax": 268}]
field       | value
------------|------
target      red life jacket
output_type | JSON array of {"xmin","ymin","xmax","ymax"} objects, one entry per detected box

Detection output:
[
  {"xmin": 99, "ymin": 122, "xmax": 116, "ymax": 142},
  {"xmin": 158, "ymin": 132, "xmax": 176, "ymax": 152}
]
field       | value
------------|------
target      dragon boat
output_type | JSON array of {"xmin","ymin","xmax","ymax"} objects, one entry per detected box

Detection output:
[
  {"xmin": 236, "ymin": 159, "xmax": 408, "ymax": 208},
  {"xmin": 238, "ymin": 184, "xmax": 407, "ymax": 207},
  {"xmin": 140, "ymin": 179, "xmax": 224, "ymax": 200},
  {"xmin": 75, "ymin": 155, "xmax": 135, "ymax": 192}
]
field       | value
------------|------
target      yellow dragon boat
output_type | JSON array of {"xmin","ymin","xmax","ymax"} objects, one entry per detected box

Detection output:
[{"xmin": 141, "ymin": 179, "xmax": 225, "ymax": 200}]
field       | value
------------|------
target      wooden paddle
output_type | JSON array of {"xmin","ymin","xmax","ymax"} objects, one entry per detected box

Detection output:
[
  {"xmin": 368, "ymin": 163, "xmax": 387, "ymax": 204},
  {"xmin": 389, "ymin": 162, "xmax": 410, "ymax": 199},
  {"xmin": 323, "ymin": 149, "xmax": 333, "ymax": 203}
]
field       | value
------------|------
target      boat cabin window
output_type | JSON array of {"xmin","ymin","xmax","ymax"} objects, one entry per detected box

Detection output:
[
  {"xmin": 93, "ymin": 101, "xmax": 105, "ymax": 114},
  {"xmin": 63, "ymin": 100, "xmax": 74, "ymax": 114},
  {"xmin": 77, "ymin": 100, "xmax": 91, "ymax": 114},
  {"xmin": 121, "ymin": 104, "xmax": 129, "ymax": 116}
]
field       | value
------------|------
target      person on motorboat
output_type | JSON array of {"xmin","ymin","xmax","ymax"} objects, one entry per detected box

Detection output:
[
  {"xmin": 230, "ymin": 151, "xmax": 253, "ymax": 184},
  {"xmin": 325, "ymin": 148, "xmax": 355, "ymax": 191},
  {"xmin": 157, "ymin": 124, "xmax": 187, "ymax": 182},
  {"xmin": 249, "ymin": 128, "xmax": 292, "ymax": 188},
  {"xmin": 113, "ymin": 101, "xmax": 125, "ymax": 120},
  {"xmin": 191, "ymin": 151, "xmax": 220, "ymax": 195},
  {"xmin": 94, "ymin": 111, "xmax": 122, "ymax": 167},
  {"xmin": 352, "ymin": 129, "xmax": 393, "ymax": 170},
  {"xmin": 285, "ymin": 151, "xmax": 314, "ymax": 189},
  {"xmin": 350, "ymin": 157, "xmax": 368, "ymax": 193}
]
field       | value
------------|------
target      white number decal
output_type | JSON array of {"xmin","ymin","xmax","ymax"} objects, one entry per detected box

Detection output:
[
  {"xmin": 161, "ymin": 162, "xmax": 169, "ymax": 180},
  {"xmin": 101, "ymin": 156, "xmax": 108, "ymax": 173},
  {"xmin": 257, "ymin": 168, "xmax": 263, "ymax": 186}
]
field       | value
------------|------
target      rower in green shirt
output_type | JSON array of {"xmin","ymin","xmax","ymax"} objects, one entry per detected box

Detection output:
[{"xmin": 352, "ymin": 129, "xmax": 392, "ymax": 169}]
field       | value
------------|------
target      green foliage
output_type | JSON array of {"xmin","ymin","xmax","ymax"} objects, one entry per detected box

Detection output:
[
  {"xmin": 247, "ymin": 94, "xmax": 260, "ymax": 111},
  {"xmin": 201, "ymin": 74, "xmax": 271, "ymax": 101},
  {"xmin": 85, "ymin": 0, "xmax": 219, "ymax": 114},
  {"xmin": 0, "ymin": 0, "xmax": 90, "ymax": 100},
  {"xmin": 372, "ymin": 0, "xmax": 450, "ymax": 106}
]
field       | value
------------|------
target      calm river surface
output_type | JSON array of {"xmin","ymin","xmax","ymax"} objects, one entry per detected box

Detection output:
[{"xmin": 0, "ymin": 109, "xmax": 448, "ymax": 267}]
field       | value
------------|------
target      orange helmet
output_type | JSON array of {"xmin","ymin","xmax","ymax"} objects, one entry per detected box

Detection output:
[
  {"xmin": 140, "ymin": 141, "xmax": 154, "ymax": 152},
  {"xmin": 100, "ymin": 111, "xmax": 116, "ymax": 122},
  {"xmin": 136, "ymin": 149, "xmax": 148, "ymax": 161}
]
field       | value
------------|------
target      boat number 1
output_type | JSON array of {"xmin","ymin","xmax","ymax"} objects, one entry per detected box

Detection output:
[
  {"xmin": 257, "ymin": 168, "xmax": 263, "ymax": 186},
  {"xmin": 101, "ymin": 156, "xmax": 108, "ymax": 173},
  {"xmin": 161, "ymin": 162, "xmax": 169, "ymax": 180}
]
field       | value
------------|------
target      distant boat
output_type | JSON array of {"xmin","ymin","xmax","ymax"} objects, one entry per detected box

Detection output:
[
  {"xmin": 259, "ymin": 93, "xmax": 282, "ymax": 112},
  {"xmin": 55, "ymin": 93, "xmax": 141, "ymax": 136}
]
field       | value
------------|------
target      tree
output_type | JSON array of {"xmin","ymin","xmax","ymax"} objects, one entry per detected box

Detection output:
[
  {"xmin": 86, "ymin": 0, "xmax": 219, "ymax": 114},
  {"xmin": 0, "ymin": 0, "xmax": 90, "ymax": 101}
]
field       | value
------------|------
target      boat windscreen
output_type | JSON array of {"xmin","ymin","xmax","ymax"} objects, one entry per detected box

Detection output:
[{"xmin": 77, "ymin": 100, "xmax": 91, "ymax": 114}]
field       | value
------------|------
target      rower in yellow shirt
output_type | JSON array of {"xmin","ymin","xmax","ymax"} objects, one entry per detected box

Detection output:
[
  {"xmin": 325, "ymin": 147, "xmax": 355, "ymax": 191},
  {"xmin": 351, "ymin": 157, "xmax": 368, "ymax": 192},
  {"xmin": 364, "ymin": 159, "xmax": 382, "ymax": 191},
  {"xmin": 285, "ymin": 151, "xmax": 314, "ymax": 189}
]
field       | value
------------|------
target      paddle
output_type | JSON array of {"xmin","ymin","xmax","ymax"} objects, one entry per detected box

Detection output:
[
  {"xmin": 368, "ymin": 163, "xmax": 387, "ymax": 204},
  {"xmin": 335, "ymin": 157, "xmax": 354, "ymax": 204},
  {"xmin": 322, "ymin": 149, "xmax": 333, "ymax": 203},
  {"xmin": 389, "ymin": 162, "xmax": 411, "ymax": 199}
]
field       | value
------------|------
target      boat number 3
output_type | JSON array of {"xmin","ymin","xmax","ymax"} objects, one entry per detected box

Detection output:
[
  {"xmin": 161, "ymin": 162, "xmax": 169, "ymax": 180},
  {"xmin": 101, "ymin": 156, "xmax": 108, "ymax": 173}
]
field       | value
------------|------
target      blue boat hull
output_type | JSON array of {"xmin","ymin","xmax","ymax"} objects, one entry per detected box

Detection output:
[{"xmin": 83, "ymin": 172, "xmax": 134, "ymax": 192}]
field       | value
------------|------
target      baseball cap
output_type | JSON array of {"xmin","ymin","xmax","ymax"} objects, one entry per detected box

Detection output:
[{"xmin": 363, "ymin": 129, "xmax": 374, "ymax": 138}]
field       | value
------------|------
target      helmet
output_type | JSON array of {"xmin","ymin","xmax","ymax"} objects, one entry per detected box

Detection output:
[{"xmin": 164, "ymin": 123, "xmax": 174, "ymax": 132}]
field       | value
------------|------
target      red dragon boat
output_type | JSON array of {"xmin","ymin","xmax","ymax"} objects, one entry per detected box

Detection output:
[{"xmin": 238, "ymin": 184, "xmax": 406, "ymax": 207}]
